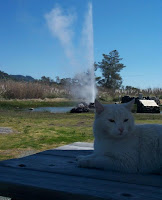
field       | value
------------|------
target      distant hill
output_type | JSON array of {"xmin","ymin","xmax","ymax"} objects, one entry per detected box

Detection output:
[
  {"xmin": 10, "ymin": 75, "xmax": 35, "ymax": 82},
  {"xmin": 0, "ymin": 70, "xmax": 35, "ymax": 82},
  {"xmin": 0, "ymin": 70, "xmax": 11, "ymax": 80}
]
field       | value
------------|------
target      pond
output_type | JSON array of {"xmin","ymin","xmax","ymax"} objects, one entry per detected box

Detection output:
[
  {"xmin": 30, "ymin": 107, "xmax": 74, "ymax": 113},
  {"xmin": 29, "ymin": 106, "xmax": 162, "ymax": 114}
]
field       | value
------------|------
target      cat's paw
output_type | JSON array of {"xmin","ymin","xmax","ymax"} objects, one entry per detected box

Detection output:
[
  {"xmin": 77, "ymin": 156, "xmax": 92, "ymax": 168},
  {"xmin": 76, "ymin": 155, "xmax": 85, "ymax": 161}
]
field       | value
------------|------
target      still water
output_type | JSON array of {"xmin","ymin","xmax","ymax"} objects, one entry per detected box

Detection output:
[
  {"xmin": 31, "ymin": 107, "xmax": 74, "ymax": 113},
  {"xmin": 30, "ymin": 107, "xmax": 162, "ymax": 114}
]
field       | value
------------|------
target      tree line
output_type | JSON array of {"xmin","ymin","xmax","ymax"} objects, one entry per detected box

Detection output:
[{"xmin": 0, "ymin": 50, "xmax": 132, "ymax": 90}]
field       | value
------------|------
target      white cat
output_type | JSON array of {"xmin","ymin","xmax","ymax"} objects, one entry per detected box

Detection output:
[{"xmin": 77, "ymin": 99, "xmax": 162, "ymax": 174}]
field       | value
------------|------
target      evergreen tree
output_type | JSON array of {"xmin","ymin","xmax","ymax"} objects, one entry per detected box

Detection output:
[{"xmin": 95, "ymin": 50, "xmax": 126, "ymax": 89}]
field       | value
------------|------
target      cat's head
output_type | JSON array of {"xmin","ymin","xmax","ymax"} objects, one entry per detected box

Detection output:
[{"xmin": 94, "ymin": 99, "xmax": 135, "ymax": 139}]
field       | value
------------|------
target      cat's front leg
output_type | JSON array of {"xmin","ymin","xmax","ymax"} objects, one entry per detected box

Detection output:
[
  {"xmin": 77, "ymin": 154, "xmax": 97, "ymax": 168},
  {"xmin": 77, "ymin": 155, "xmax": 136, "ymax": 172},
  {"xmin": 77, "ymin": 154, "xmax": 111, "ymax": 169}
]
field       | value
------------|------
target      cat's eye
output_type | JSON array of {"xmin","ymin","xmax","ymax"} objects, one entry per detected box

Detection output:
[
  {"xmin": 124, "ymin": 119, "xmax": 128, "ymax": 122},
  {"xmin": 109, "ymin": 119, "xmax": 115, "ymax": 123}
]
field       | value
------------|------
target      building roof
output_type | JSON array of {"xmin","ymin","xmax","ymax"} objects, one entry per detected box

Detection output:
[{"xmin": 139, "ymin": 100, "xmax": 159, "ymax": 107}]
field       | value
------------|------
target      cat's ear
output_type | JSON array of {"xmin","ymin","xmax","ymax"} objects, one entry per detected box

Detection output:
[
  {"xmin": 124, "ymin": 99, "xmax": 135, "ymax": 111},
  {"xmin": 95, "ymin": 99, "xmax": 104, "ymax": 114}
]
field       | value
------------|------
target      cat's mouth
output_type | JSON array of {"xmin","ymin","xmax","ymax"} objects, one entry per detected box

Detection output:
[
  {"xmin": 110, "ymin": 131, "xmax": 129, "ymax": 138},
  {"xmin": 118, "ymin": 133, "xmax": 126, "ymax": 137},
  {"xmin": 119, "ymin": 130, "xmax": 128, "ymax": 136},
  {"xmin": 103, "ymin": 129, "xmax": 129, "ymax": 138}
]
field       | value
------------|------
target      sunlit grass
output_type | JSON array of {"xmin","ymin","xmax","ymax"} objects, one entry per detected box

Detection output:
[
  {"xmin": 0, "ymin": 109, "xmax": 161, "ymax": 161},
  {"xmin": 0, "ymin": 99, "xmax": 76, "ymax": 109},
  {"xmin": 0, "ymin": 111, "xmax": 94, "ymax": 160},
  {"xmin": 133, "ymin": 113, "xmax": 162, "ymax": 124}
]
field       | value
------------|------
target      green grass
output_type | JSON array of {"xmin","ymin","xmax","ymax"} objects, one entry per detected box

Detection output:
[
  {"xmin": 0, "ymin": 105, "xmax": 162, "ymax": 161},
  {"xmin": 133, "ymin": 113, "xmax": 162, "ymax": 124},
  {"xmin": 0, "ymin": 99, "xmax": 77, "ymax": 109},
  {"xmin": 0, "ymin": 110, "xmax": 94, "ymax": 160}
]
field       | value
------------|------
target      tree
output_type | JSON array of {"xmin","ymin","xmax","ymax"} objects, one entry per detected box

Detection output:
[
  {"xmin": 95, "ymin": 50, "xmax": 126, "ymax": 89},
  {"xmin": 60, "ymin": 78, "xmax": 72, "ymax": 86},
  {"xmin": 40, "ymin": 76, "xmax": 53, "ymax": 85}
]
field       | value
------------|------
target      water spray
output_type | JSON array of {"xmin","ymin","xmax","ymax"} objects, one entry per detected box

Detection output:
[{"xmin": 45, "ymin": 2, "xmax": 97, "ymax": 104}]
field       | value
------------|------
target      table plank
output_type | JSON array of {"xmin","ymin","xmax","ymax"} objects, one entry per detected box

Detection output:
[
  {"xmin": 0, "ymin": 166, "xmax": 162, "ymax": 200},
  {"xmin": 0, "ymin": 143, "xmax": 161, "ymax": 187},
  {"xmin": 0, "ymin": 142, "xmax": 162, "ymax": 200}
]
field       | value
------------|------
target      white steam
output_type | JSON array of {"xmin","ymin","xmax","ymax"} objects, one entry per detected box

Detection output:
[
  {"xmin": 80, "ymin": 2, "xmax": 96, "ymax": 102},
  {"xmin": 45, "ymin": 2, "xmax": 96, "ymax": 103},
  {"xmin": 45, "ymin": 5, "xmax": 77, "ymax": 64}
]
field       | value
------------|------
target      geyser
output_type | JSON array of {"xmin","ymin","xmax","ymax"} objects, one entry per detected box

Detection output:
[
  {"xmin": 80, "ymin": 2, "xmax": 96, "ymax": 103},
  {"xmin": 45, "ymin": 2, "xmax": 97, "ymax": 103}
]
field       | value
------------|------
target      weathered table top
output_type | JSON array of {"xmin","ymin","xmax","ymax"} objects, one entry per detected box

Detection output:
[{"xmin": 0, "ymin": 142, "xmax": 161, "ymax": 200}]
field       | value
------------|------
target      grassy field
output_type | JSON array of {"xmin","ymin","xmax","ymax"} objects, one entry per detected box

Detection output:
[
  {"xmin": 0, "ymin": 98, "xmax": 77, "ymax": 109},
  {"xmin": 0, "ymin": 110, "xmax": 94, "ymax": 160},
  {"xmin": 0, "ymin": 100, "xmax": 162, "ymax": 161}
]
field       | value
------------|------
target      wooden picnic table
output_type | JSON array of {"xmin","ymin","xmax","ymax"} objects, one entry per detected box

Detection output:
[{"xmin": 0, "ymin": 142, "xmax": 161, "ymax": 200}]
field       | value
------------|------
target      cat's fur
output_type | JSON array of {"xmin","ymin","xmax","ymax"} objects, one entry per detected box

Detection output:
[{"xmin": 77, "ymin": 99, "xmax": 162, "ymax": 174}]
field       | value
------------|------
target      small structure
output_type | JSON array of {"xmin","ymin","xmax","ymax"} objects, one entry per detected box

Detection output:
[
  {"xmin": 121, "ymin": 94, "xmax": 161, "ymax": 113},
  {"xmin": 137, "ymin": 100, "xmax": 160, "ymax": 113},
  {"xmin": 121, "ymin": 95, "xmax": 160, "ymax": 106}
]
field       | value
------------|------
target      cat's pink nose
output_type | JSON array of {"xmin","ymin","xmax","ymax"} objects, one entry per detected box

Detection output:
[{"xmin": 119, "ymin": 128, "xmax": 124, "ymax": 133}]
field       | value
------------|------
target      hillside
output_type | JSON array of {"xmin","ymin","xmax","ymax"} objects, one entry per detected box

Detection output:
[
  {"xmin": 10, "ymin": 75, "xmax": 35, "ymax": 82},
  {"xmin": 0, "ymin": 70, "xmax": 35, "ymax": 82},
  {"xmin": 0, "ymin": 70, "xmax": 10, "ymax": 80}
]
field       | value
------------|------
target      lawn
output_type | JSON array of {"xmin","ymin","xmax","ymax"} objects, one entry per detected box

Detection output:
[
  {"xmin": 0, "ymin": 110, "xmax": 94, "ymax": 160},
  {"xmin": 0, "ymin": 107, "xmax": 162, "ymax": 161},
  {"xmin": 0, "ymin": 98, "xmax": 77, "ymax": 109}
]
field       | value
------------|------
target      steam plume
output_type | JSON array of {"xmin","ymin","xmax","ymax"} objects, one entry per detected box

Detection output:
[
  {"xmin": 45, "ymin": 2, "xmax": 96, "ymax": 103},
  {"xmin": 45, "ymin": 5, "xmax": 76, "ymax": 63}
]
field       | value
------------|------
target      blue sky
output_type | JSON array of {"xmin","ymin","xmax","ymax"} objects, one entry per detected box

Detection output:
[{"xmin": 0, "ymin": 0, "xmax": 162, "ymax": 89}]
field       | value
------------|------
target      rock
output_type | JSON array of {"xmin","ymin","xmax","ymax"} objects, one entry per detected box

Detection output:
[
  {"xmin": 70, "ymin": 102, "xmax": 90, "ymax": 113},
  {"xmin": 0, "ymin": 127, "xmax": 13, "ymax": 134}
]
